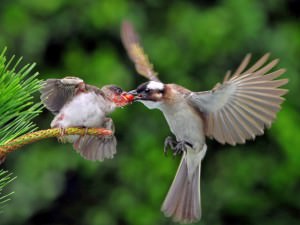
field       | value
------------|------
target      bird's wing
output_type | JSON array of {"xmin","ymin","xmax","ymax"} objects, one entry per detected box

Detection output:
[
  {"xmin": 121, "ymin": 20, "xmax": 160, "ymax": 81},
  {"xmin": 186, "ymin": 53, "xmax": 288, "ymax": 145},
  {"xmin": 40, "ymin": 77, "xmax": 84, "ymax": 114}
]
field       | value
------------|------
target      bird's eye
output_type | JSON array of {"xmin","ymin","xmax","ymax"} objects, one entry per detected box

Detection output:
[
  {"xmin": 145, "ymin": 88, "xmax": 150, "ymax": 93},
  {"xmin": 112, "ymin": 87, "xmax": 123, "ymax": 94},
  {"xmin": 116, "ymin": 88, "xmax": 123, "ymax": 94}
]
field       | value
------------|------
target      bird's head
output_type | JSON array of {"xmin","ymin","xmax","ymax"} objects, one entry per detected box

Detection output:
[
  {"xmin": 102, "ymin": 85, "xmax": 134, "ymax": 107},
  {"xmin": 129, "ymin": 81, "xmax": 166, "ymax": 109}
]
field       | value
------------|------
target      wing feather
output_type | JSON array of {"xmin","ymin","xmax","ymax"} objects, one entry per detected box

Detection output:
[
  {"xmin": 232, "ymin": 54, "xmax": 252, "ymax": 76},
  {"xmin": 121, "ymin": 21, "xmax": 160, "ymax": 81},
  {"xmin": 242, "ymin": 53, "xmax": 271, "ymax": 74},
  {"xmin": 228, "ymin": 102, "xmax": 258, "ymax": 139},
  {"xmin": 187, "ymin": 54, "xmax": 288, "ymax": 145},
  {"xmin": 40, "ymin": 77, "xmax": 84, "ymax": 114},
  {"xmin": 219, "ymin": 109, "xmax": 235, "ymax": 145},
  {"xmin": 222, "ymin": 108, "xmax": 245, "ymax": 144}
]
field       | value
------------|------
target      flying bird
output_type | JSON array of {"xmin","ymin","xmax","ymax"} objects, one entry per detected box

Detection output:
[
  {"xmin": 40, "ymin": 76, "xmax": 134, "ymax": 161},
  {"xmin": 121, "ymin": 21, "xmax": 288, "ymax": 223}
]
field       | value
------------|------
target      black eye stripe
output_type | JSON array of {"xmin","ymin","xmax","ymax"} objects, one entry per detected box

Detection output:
[
  {"xmin": 136, "ymin": 82, "xmax": 149, "ymax": 93},
  {"xmin": 136, "ymin": 82, "xmax": 165, "ymax": 94}
]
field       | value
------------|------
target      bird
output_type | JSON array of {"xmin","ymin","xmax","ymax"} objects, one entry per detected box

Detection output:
[
  {"xmin": 40, "ymin": 76, "xmax": 134, "ymax": 161},
  {"xmin": 121, "ymin": 21, "xmax": 288, "ymax": 223}
]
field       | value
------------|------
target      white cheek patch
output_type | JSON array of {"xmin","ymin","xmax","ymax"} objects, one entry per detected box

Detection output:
[{"xmin": 147, "ymin": 81, "xmax": 164, "ymax": 90}]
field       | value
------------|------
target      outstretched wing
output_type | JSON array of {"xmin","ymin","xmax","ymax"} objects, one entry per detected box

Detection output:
[
  {"xmin": 121, "ymin": 20, "xmax": 160, "ymax": 81},
  {"xmin": 40, "ymin": 77, "xmax": 84, "ymax": 114},
  {"xmin": 187, "ymin": 53, "xmax": 288, "ymax": 145}
]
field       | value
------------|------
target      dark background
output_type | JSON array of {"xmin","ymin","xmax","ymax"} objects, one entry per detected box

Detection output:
[{"xmin": 0, "ymin": 0, "xmax": 299, "ymax": 224}]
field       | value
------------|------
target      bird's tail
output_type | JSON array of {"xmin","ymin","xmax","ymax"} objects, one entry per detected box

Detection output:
[
  {"xmin": 73, "ymin": 134, "xmax": 117, "ymax": 161},
  {"xmin": 161, "ymin": 145, "xmax": 206, "ymax": 224},
  {"xmin": 72, "ymin": 117, "xmax": 117, "ymax": 161}
]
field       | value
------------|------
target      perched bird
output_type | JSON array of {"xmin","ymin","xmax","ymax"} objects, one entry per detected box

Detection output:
[
  {"xmin": 121, "ymin": 21, "xmax": 288, "ymax": 223},
  {"xmin": 40, "ymin": 76, "xmax": 134, "ymax": 161}
]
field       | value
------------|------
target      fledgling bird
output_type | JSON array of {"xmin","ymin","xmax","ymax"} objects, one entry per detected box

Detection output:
[
  {"xmin": 40, "ymin": 77, "xmax": 134, "ymax": 161},
  {"xmin": 121, "ymin": 21, "xmax": 288, "ymax": 223}
]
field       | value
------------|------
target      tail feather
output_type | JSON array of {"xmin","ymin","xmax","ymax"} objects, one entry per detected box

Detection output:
[
  {"xmin": 72, "ymin": 117, "xmax": 117, "ymax": 161},
  {"xmin": 161, "ymin": 153, "xmax": 202, "ymax": 224},
  {"xmin": 73, "ymin": 135, "xmax": 117, "ymax": 161},
  {"xmin": 59, "ymin": 135, "xmax": 79, "ymax": 144}
]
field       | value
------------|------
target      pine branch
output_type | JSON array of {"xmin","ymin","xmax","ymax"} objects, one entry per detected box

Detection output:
[
  {"xmin": 0, "ymin": 127, "xmax": 112, "ymax": 157},
  {"xmin": 0, "ymin": 48, "xmax": 42, "ymax": 144},
  {"xmin": 0, "ymin": 48, "xmax": 42, "ymax": 211}
]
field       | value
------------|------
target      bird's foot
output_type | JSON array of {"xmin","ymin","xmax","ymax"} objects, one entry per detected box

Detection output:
[
  {"xmin": 84, "ymin": 127, "xmax": 89, "ymax": 136},
  {"xmin": 173, "ymin": 141, "xmax": 193, "ymax": 156},
  {"xmin": 164, "ymin": 136, "xmax": 193, "ymax": 156},
  {"xmin": 57, "ymin": 127, "xmax": 66, "ymax": 143},
  {"xmin": 59, "ymin": 127, "xmax": 66, "ymax": 136},
  {"xmin": 164, "ymin": 136, "xmax": 177, "ymax": 156},
  {"xmin": 173, "ymin": 141, "xmax": 187, "ymax": 156}
]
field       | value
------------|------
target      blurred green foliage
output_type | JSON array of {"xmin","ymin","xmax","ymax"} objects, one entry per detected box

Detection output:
[{"xmin": 0, "ymin": 0, "xmax": 299, "ymax": 225}]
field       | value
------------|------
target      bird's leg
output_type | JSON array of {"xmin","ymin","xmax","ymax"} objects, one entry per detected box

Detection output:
[
  {"xmin": 57, "ymin": 127, "xmax": 66, "ymax": 143},
  {"xmin": 78, "ymin": 127, "xmax": 89, "ymax": 143},
  {"xmin": 164, "ymin": 136, "xmax": 178, "ymax": 156},
  {"xmin": 164, "ymin": 136, "xmax": 194, "ymax": 156},
  {"xmin": 59, "ymin": 128, "xmax": 66, "ymax": 136},
  {"xmin": 102, "ymin": 118, "xmax": 115, "ymax": 138},
  {"xmin": 83, "ymin": 127, "xmax": 89, "ymax": 137},
  {"xmin": 173, "ymin": 140, "xmax": 193, "ymax": 156},
  {"xmin": 103, "ymin": 118, "xmax": 114, "ymax": 131}
]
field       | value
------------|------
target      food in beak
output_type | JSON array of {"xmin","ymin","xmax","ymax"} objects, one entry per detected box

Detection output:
[
  {"xmin": 126, "ymin": 90, "xmax": 142, "ymax": 101},
  {"xmin": 113, "ymin": 92, "xmax": 135, "ymax": 107},
  {"xmin": 122, "ymin": 92, "xmax": 135, "ymax": 102}
]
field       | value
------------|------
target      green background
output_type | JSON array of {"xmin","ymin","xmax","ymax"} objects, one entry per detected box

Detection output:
[{"xmin": 0, "ymin": 0, "xmax": 299, "ymax": 224}]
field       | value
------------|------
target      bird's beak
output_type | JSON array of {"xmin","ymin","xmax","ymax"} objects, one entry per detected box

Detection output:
[
  {"xmin": 128, "ymin": 89, "xmax": 138, "ymax": 95},
  {"xmin": 128, "ymin": 90, "xmax": 141, "ymax": 101}
]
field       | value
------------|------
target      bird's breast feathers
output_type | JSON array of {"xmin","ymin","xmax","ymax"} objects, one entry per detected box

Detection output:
[
  {"xmin": 161, "ymin": 101, "xmax": 206, "ymax": 147},
  {"xmin": 54, "ymin": 92, "xmax": 111, "ymax": 127}
]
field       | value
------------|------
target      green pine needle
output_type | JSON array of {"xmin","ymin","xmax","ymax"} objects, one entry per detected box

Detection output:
[
  {"xmin": 0, "ymin": 48, "xmax": 43, "ymax": 144},
  {"xmin": 0, "ymin": 47, "xmax": 42, "ymax": 212},
  {"xmin": 0, "ymin": 170, "xmax": 16, "ymax": 213}
]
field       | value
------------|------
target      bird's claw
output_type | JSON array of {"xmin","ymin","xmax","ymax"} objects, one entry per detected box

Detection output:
[
  {"xmin": 173, "ymin": 141, "xmax": 187, "ymax": 156},
  {"xmin": 84, "ymin": 127, "xmax": 88, "ymax": 136},
  {"xmin": 57, "ymin": 127, "xmax": 66, "ymax": 143},
  {"xmin": 59, "ymin": 127, "xmax": 66, "ymax": 136},
  {"xmin": 164, "ymin": 136, "xmax": 177, "ymax": 156},
  {"xmin": 164, "ymin": 136, "xmax": 193, "ymax": 156}
]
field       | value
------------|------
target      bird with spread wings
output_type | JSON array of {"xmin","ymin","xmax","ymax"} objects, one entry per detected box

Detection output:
[{"xmin": 121, "ymin": 20, "xmax": 288, "ymax": 223}]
